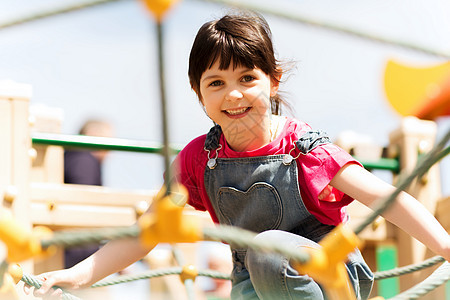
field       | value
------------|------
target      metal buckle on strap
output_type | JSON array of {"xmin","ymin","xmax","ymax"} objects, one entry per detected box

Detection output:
[
  {"xmin": 283, "ymin": 143, "xmax": 305, "ymax": 165},
  {"xmin": 204, "ymin": 144, "xmax": 223, "ymax": 169}
]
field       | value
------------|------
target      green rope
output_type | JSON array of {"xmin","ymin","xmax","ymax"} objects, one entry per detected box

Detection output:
[
  {"xmin": 91, "ymin": 267, "xmax": 183, "ymax": 287},
  {"xmin": 172, "ymin": 245, "xmax": 186, "ymax": 266},
  {"xmin": 388, "ymin": 261, "xmax": 450, "ymax": 300},
  {"xmin": 155, "ymin": 21, "xmax": 174, "ymax": 195},
  {"xmin": 429, "ymin": 143, "xmax": 450, "ymax": 166},
  {"xmin": 203, "ymin": 225, "xmax": 311, "ymax": 264},
  {"xmin": 41, "ymin": 223, "xmax": 310, "ymax": 268},
  {"xmin": 0, "ymin": 0, "xmax": 130, "ymax": 30},
  {"xmin": 170, "ymin": 245, "xmax": 196, "ymax": 298},
  {"xmin": 21, "ymin": 266, "xmax": 230, "ymax": 291},
  {"xmin": 198, "ymin": 269, "xmax": 230, "ymax": 280},
  {"xmin": 26, "ymin": 130, "xmax": 448, "ymax": 298},
  {"xmin": 21, "ymin": 273, "xmax": 81, "ymax": 300},
  {"xmin": 184, "ymin": 279, "xmax": 196, "ymax": 300},
  {"xmin": 0, "ymin": 261, "xmax": 8, "ymax": 287},
  {"xmin": 374, "ymin": 256, "xmax": 445, "ymax": 280},
  {"xmin": 40, "ymin": 224, "xmax": 140, "ymax": 249},
  {"xmin": 354, "ymin": 130, "xmax": 450, "ymax": 235},
  {"xmin": 170, "ymin": 246, "xmax": 197, "ymax": 300},
  {"xmin": 194, "ymin": 0, "xmax": 450, "ymax": 59},
  {"xmin": 90, "ymin": 267, "xmax": 231, "ymax": 287},
  {"xmin": 24, "ymin": 257, "xmax": 446, "ymax": 292}
]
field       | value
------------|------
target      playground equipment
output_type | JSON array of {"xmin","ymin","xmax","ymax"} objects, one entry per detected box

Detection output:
[
  {"xmin": 141, "ymin": 0, "xmax": 180, "ymax": 21},
  {"xmin": 0, "ymin": 80, "xmax": 449, "ymax": 299},
  {"xmin": 384, "ymin": 60, "xmax": 450, "ymax": 120},
  {"xmin": 0, "ymin": 80, "xmax": 156, "ymax": 273},
  {"xmin": 0, "ymin": 0, "xmax": 449, "ymax": 298}
]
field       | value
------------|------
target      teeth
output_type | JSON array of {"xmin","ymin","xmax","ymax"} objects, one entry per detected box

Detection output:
[{"xmin": 226, "ymin": 107, "xmax": 247, "ymax": 115}]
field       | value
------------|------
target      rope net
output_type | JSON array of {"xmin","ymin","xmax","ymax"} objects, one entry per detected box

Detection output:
[{"xmin": 0, "ymin": 128, "xmax": 446, "ymax": 299}]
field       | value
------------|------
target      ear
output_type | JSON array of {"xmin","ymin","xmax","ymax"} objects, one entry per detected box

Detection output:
[{"xmin": 270, "ymin": 73, "xmax": 282, "ymax": 97}]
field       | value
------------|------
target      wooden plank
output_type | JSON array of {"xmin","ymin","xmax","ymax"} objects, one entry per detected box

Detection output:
[
  {"xmin": 0, "ymin": 98, "xmax": 12, "ymax": 204},
  {"xmin": 2, "ymin": 81, "xmax": 33, "ymax": 275},
  {"xmin": 31, "ymin": 182, "xmax": 156, "ymax": 206},
  {"xmin": 436, "ymin": 196, "xmax": 450, "ymax": 231},
  {"xmin": 30, "ymin": 104, "xmax": 64, "ymax": 183},
  {"xmin": 388, "ymin": 117, "xmax": 442, "ymax": 296},
  {"xmin": 31, "ymin": 202, "xmax": 138, "ymax": 227},
  {"xmin": 34, "ymin": 247, "xmax": 64, "ymax": 273},
  {"xmin": 347, "ymin": 201, "xmax": 390, "ymax": 242},
  {"xmin": 31, "ymin": 145, "xmax": 64, "ymax": 183},
  {"xmin": 30, "ymin": 183, "xmax": 156, "ymax": 227},
  {"xmin": 11, "ymin": 97, "xmax": 32, "ymax": 225}
]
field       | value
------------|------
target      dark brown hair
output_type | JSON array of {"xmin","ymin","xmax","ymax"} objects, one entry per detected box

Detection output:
[{"xmin": 188, "ymin": 11, "xmax": 287, "ymax": 115}]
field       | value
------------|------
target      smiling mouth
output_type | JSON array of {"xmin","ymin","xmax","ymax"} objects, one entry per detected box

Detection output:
[{"xmin": 224, "ymin": 107, "xmax": 251, "ymax": 115}]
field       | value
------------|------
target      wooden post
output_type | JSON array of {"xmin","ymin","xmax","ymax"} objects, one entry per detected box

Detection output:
[
  {"xmin": 29, "ymin": 104, "xmax": 64, "ymax": 184},
  {"xmin": 0, "ymin": 80, "xmax": 33, "ymax": 275},
  {"xmin": 388, "ymin": 116, "xmax": 443, "ymax": 298}
]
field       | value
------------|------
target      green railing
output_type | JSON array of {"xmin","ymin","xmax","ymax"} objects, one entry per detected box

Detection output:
[
  {"xmin": 353, "ymin": 156, "xmax": 400, "ymax": 173},
  {"xmin": 31, "ymin": 132, "xmax": 182, "ymax": 155},
  {"xmin": 31, "ymin": 132, "xmax": 401, "ymax": 173}
]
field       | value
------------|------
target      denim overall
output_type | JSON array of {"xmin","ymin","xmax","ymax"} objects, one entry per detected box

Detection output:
[{"xmin": 203, "ymin": 125, "xmax": 373, "ymax": 300}]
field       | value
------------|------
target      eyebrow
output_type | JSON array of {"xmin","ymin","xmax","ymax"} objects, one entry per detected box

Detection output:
[
  {"xmin": 201, "ymin": 68, "xmax": 254, "ymax": 84},
  {"xmin": 201, "ymin": 75, "xmax": 220, "ymax": 83}
]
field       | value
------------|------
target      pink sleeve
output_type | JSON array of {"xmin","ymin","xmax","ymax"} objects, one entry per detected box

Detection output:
[
  {"xmin": 174, "ymin": 138, "xmax": 207, "ymax": 211},
  {"xmin": 298, "ymin": 143, "xmax": 362, "ymax": 206}
]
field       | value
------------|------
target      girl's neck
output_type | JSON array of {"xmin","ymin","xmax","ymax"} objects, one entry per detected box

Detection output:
[{"xmin": 223, "ymin": 115, "xmax": 283, "ymax": 152}]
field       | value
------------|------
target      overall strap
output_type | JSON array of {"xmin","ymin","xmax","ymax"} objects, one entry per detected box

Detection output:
[
  {"xmin": 204, "ymin": 125, "xmax": 222, "ymax": 150},
  {"xmin": 203, "ymin": 126, "xmax": 330, "ymax": 159},
  {"xmin": 295, "ymin": 130, "xmax": 331, "ymax": 154}
]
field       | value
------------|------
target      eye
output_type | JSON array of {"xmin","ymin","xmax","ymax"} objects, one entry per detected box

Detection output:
[
  {"xmin": 209, "ymin": 80, "xmax": 223, "ymax": 87},
  {"xmin": 241, "ymin": 75, "xmax": 255, "ymax": 83}
]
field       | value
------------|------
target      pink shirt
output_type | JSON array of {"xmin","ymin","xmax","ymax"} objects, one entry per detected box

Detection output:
[{"xmin": 174, "ymin": 117, "xmax": 361, "ymax": 226}]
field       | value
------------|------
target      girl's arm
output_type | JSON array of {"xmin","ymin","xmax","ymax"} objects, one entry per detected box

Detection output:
[
  {"xmin": 29, "ymin": 234, "xmax": 154, "ymax": 298},
  {"xmin": 330, "ymin": 163, "xmax": 450, "ymax": 261},
  {"xmin": 25, "ymin": 204, "xmax": 156, "ymax": 299}
]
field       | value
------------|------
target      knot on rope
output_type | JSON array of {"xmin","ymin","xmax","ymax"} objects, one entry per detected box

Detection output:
[
  {"xmin": 139, "ymin": 184, "xmax": 202, "ymax": 247},
  {"xmin": 180, "ymin": 265, "xmax": 198, "ymax": 283},
  {"xmin": 8, "ymin": 264, "xmax": 23, "ymax": 284},
  {"xmin": 293, "ymin": 224, "xmax": 362, "ymax": 299},
  {"xmin": 0, "ymin": 213, "xmax": 54, "ymax": 263}
]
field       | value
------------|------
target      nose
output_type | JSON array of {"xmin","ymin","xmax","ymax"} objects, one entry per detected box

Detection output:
[{"xmin": 225, "ymin": 86, "xmax": 243, "ymax": 101}]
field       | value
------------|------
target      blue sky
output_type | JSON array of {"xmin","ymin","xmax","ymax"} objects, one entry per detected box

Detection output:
[{"xmin": 0, "ymin": 0, "xmax": 449, "ymax": 192}]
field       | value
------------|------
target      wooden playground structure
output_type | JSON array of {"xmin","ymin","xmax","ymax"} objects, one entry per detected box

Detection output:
[
  {"xmin": 0, "ymin": 78, "xmax": 448, "ymax": 299},
  {"xmin": 1, "ymin": 0, "xmax": 450, "ymax": 298}
]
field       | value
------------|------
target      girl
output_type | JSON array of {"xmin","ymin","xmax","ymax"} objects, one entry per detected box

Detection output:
[{"xmin": 26, "ymin": 11, "xmax": 449, "ymax": 300}]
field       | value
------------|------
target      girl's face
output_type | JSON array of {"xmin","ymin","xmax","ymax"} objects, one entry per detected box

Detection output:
[{"xmin": 199, "ymin": 60, "xmax": 280, "ymax": 151}]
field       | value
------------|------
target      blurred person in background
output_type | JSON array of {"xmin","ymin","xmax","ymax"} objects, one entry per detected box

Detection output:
[{"xmin": 63, "ymin": 119, "xmax": 113, "ymax": 268}]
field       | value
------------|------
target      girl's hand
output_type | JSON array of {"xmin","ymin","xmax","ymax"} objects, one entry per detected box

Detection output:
[{"xmin": 23, "ymin": 269, "xmax": 83, "ymax": 299}]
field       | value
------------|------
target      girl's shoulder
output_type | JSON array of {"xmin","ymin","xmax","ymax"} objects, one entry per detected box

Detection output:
[
  {"xmin": 283, "ymin": 117, "xmax": 313, "ymax": 139},
  {"xmin": 178, "ymin": 134, "xmax": 208, "ymax": 163},
  {"xmin": 183, "ymin": 134, "xmax": 208, "ymax": 152},
  {"xmin": 176, "ymin": 134, "xmax": 209, "ymax": 177},
  {"xmin": 284, "ymin": 117, "xmax": 349, "ymax": 158}
]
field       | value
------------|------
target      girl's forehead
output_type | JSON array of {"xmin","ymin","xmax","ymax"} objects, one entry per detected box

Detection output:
[
  {"xmin": 202, "ymin": 60, "xmax": 257, "ymax": 75},
  {"xmin": 201, "ymin": 66, "xmax": 260, "ymax": 81}
]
